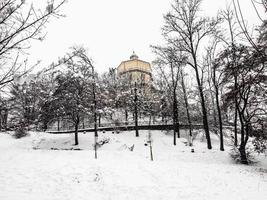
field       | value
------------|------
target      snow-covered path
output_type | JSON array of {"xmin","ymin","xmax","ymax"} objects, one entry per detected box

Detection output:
[{"xmin": 0, "ymin": 131, "xmax": 266, "ymax": 200}]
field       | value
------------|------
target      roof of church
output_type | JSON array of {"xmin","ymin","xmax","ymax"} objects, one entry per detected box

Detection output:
[{"xmin": 118, "ymin": 52, "xmax": 150, "ymax": 66}]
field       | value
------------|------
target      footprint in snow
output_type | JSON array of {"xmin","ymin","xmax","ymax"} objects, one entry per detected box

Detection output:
[
  {"xmin": 73, "ymin": 177, "xmax": 80, "ymax": 183},
  {"xmin": 94, "ymin": 173, "xmax": 101, "ymax": 182}
]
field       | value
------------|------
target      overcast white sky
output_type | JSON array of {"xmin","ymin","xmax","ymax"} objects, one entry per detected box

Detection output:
[{"xmin": 28, "ymin": 0, "xmax": 264, "ymax": 74}]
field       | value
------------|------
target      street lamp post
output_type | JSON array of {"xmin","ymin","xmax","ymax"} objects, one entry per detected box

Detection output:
[
  {"xmin": 134, "ymin": 82, "xmax": 139, "ymax": 137},
  {"xmin": 92, "ymin": 66, "xmax": 98, "ymax": 159}
]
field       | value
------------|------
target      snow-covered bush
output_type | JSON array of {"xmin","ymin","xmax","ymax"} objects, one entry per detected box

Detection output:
[
  {"xmin": 251, "ymin": 123, "xmax": 267, "ymax": 155},
  {"xmin": 252, "ymin": 137, "xmax": 267, "ymax": 155},
  {"xmin": 96, "ymin": 137, "xmax": 110, "ymax": 148},
  {"xmin": 229, "ymin": 145, "xmax": 256, "ymax": 164},
  {"xmin": 13, "ymin": 124, "xmax": 28, "ymax": 139}
]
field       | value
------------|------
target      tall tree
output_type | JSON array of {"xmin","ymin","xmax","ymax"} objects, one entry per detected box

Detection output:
[
  {"xmin": 218, "ymin": 6, "xmax": 243, "ymax": 146},
  {"xmin": 162, "ymin": 0, "xmax": 220, "ymax": 149},
  {"xmin": 53, "ymin": 47, "xmax": 96, "ymax": 145},
  {"xmin": 152, "ymin": 45, "xmax": 185, "ymax": 145},
  {"xmin": 205, "ymin": 39, "xmax": 225, "ymax": 151},
  {"xmin": 221, "ymin": 44, "xmax": 266, "ymax": 164}
]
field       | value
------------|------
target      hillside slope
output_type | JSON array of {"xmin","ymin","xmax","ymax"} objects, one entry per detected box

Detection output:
[{"xmin": 0, "ymin": 130, "xmax": 266, "ymax": 200}]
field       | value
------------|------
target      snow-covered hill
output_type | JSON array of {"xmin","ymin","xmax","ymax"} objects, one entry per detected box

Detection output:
[{"xmin": 0, "ymin": 130, "xmax": 266, "ymax": 200}]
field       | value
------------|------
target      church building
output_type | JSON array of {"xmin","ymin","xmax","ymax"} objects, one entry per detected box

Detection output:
[{"xmin": 117, "ymin": 52, "xmax": 152, "ymax": 85}]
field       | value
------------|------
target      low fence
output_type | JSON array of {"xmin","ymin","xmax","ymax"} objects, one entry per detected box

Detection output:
[{"xmin": 48, "ymin": 124, "xmax": 206, "ymax": 134}]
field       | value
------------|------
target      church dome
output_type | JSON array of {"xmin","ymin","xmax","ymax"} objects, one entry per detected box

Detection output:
[{"xmin": 130, "ymin": 51, "xmax": 139, "ymax": 60}]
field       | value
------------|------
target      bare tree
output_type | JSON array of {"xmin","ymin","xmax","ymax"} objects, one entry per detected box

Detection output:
[
  {"xmin": 162, "ymin": 0, "xmax": 220, "ymax": 149},
  {"xmin": 205, "ymin": 39, "xmax": 225, "ymax": 151},
  {"xmin": 232, "ymin": 0, "xmax": 266, "ymax": 52},
  {"xmin": 0, "ymin": 0, "xmax": 66, "ymax": 87},
  {"xmin": 218, "ymin": 6, "xmax": 246, "ymax": 146},
  {"xmin": 152, "ymin": 45, "xmax": 186, "ymax": 145}
]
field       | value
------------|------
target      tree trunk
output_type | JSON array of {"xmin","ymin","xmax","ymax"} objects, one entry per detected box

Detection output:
[
  {"xmin": 173, "ymin": 90, "xmax": 179, "ymax": 145},
  {"xmin": 57, "ymin": 117, "xmax": 60, "ymax": 131},
  {"xmin": 215, "ymin": 87, "xmax": 224, "ymax": 151},
  {"xmin": 177, "ymin": 105, "xmax": 180, "ymax": 138},
  {"xmin": 161, "ymin": 111, "xmax": 166, "ymax": 125},
  {"xmin": 212, "ymin": 64, "xmax": 224, "ymax": 151},
  {"xmin": 238, "ymin": 109, "xmax": 248, "ymax": 164},
  {"xmin": 74, "ymin": 120, "xmax": 79, "ymax": 145},
  {"xmin": 94, "ymin": 111, "xmax": 98, "ymax": 159},
  {"xmin": 2, "ymin": 109, "xmax": 7, "ymax": 131},
  {"xmin": 234, "ymin": 76, "xmax": 238, "ymax": 146},
  {"xmin": 189, "ymin": 36, "xmax": 212, "ymax": 149},
  {"xmin": 125, "ymin": 109, "xmax": 128, "ymax": 125},
  {"xmin": 211, "ymin": 95, "xmax": 218, "ymax": 134},
  {"xmin": 43, "ymin": 121, "xmax": 48, "ymax": 132},
  {"xmin": 82, "ymin": 117, "xmax": 85, "ymax": 129},
  {"xmin": 98, "ymin": 113, "xmax": 101, "ymax": 127},
  {"xmin": 181, "ymin": 71, "xmax": 193, "ymax": 146},
  {"xmin": 239, "ymin": 144, "xmax": 248, "ymax": 164},
  {"xmin": 194, "ymin": 66, "xmax": 212, "ymax": 149},
  {"xmin": 134, "ymin": 82, "xmax": 139, "ymax": 137},
  {"xmin": 93, "ymin": 81, "xmax": 98, "ymax": 159},
  {"xmin": 148, "ymin": 114, "xmax": 153, "ymax": 161},
  {"xmin": 0, "ymin": 113, "xmax": 2, "ymax": 132}
]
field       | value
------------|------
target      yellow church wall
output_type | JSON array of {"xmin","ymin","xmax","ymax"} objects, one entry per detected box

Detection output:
[
  {"xmin": 117, "ymin": 53, "xmax": 152, "ymax": 85},
  {"xmin": 117, "ymin": 60, "xmax": 151, "ymax": 75}
]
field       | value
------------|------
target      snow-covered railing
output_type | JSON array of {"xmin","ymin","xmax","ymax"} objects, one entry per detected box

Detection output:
[{"xmin": 47, "ymin": 124, "xmax": 206, "ymax": 134}]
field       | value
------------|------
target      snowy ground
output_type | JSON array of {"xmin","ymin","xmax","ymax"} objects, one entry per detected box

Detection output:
[{"xmin": 0, "ymin": 130, "xmax": 266, "ymax": 200}]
